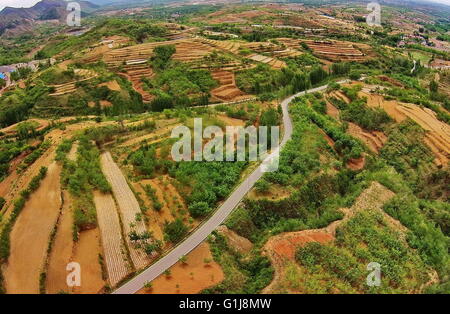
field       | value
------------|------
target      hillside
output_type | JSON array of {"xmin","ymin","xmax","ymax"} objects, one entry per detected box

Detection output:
[
  {"xmin": 0, "ymin": 0, "xmax": 98, "ymax": 36},
  {"xmin": 0, "ymin": 0, "xmax": 448, "ymax": 296}
]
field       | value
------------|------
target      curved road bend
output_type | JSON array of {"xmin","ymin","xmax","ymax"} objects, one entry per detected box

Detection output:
[{"xmin": 114, "ymin": 81, "xmax": 347, "ymax": 294}]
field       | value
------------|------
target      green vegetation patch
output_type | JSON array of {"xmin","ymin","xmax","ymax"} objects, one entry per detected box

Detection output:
[
  {"xmin": 295, "ymin": 211, "xmax": 430, "ymax": 293},
  {"xmin": 59, "ymin": 136, "xmax": 110, "ymax": 238},
  {"xmin": 203, "ymin": 232, "xmax": 273, "ymax": 294}
]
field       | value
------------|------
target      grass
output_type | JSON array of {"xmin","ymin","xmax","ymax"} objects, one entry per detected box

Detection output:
[{"xmin": 408, "ymin": 50, "xmax": 432, "ymax": 64}]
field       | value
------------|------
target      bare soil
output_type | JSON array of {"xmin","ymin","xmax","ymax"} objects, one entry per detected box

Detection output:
[
  {"xmin": 4, "ymin": 162, "xmax": 62, "ymax": 294},
  {"xmin": 347, "ymin": 122, "xmax": 387, "ymax": 153},
  {"xmin": 98, "ymin": 80, "xmax": 121, "ymax": 91},
  {"xmin": 216, "ymin": 226, "xmax": 253, "ymax": 254},
  {"xmin": 70, "ymin": 228, "xmax": 105, "ymax": 294},
  {"xmin": 46, "ymin": 191, "xmax": 75, "ymax": 294},
  {"xmin": 137, "ymin": 242, "xmax": 224, "ymax": 294},
  {"xmin": 362, "ymin": 90, "xmax": 449, "ymax": 166}
]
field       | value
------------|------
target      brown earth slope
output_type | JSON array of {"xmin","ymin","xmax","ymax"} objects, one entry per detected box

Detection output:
[{"xmin": 4, "ymin": 162, "xmax": 62, "ymax": 294}]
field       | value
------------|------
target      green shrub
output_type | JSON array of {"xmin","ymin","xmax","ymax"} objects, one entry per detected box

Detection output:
[
  {"xmin": 189, "ymin": 201, "xmax": 211, "ymax": 218},
  {"xmin": 164, "ymin": 218, "xmax": 188, "ymax": 243}
]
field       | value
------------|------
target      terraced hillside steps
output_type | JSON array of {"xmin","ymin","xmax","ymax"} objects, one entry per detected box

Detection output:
[
  {"xmin": 49, "ymin": 69, "xmax": 98, "ymax": 96},
  {"xmin": 103, "ymin": 38, "xmax": 214, "ymax": 68},
  {"xmin": 395, "ymin": 104, "xmax": 450, "ymax": 167},
  {"xmin": 100, "ymin": 152, "xmax": 150, "ymax": 270},
  {"xmin": 211, "ymin": 70, "xmax": 245, "ymax": 102},
  {"xmin": 120, "ymin": 64, "xmax": 155, "ymax": 102},
  {"xmin": 200, "ymin": 38, "xmax": 241, "ymax": 54},
  {"xmin": 247, "ymin": 54, "xmax": 286, "ymax": 69},
  {"xmin": 302, "ymin": 40, "xmax": 368, "ymax": 62},
  {"xmin": 93, "ymin": 191, "xmax": 130, "ymax": 287}
]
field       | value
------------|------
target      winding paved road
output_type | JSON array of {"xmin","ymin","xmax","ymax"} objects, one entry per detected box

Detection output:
[{"xmin": 114, "ymin": 81, "xmax": 346, "ymax": 294}]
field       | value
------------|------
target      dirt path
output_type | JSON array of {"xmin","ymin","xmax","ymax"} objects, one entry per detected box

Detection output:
[
  {"xmin": 100, "ymin": 152, "xmax": 150, "ymax": 270},
  {"xmin": 93, "ymin": 191, "xmax": 130, "ymax": 287},
  {"xmin": 66, "ymin": 141, "xmax": 79, "ymax": 161},
  {"xmin": 4, "ymin": 162, "xmax": 62, "ymax": 294},
  {"xmin": 262, "ymin": 181, "xmax": 397, "ymax": 294}
]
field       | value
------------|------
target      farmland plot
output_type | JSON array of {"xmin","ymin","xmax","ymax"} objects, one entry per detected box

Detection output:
[
  {"xmin": 93, "ymin": 191, "xmax": 130, "ymax": 287},
  {"xmin": 46, "ymin": 191, "xmax": 74, "ymax": 294},
  {"xmin": 100, "ymin": 152, "xmax": 150, "ymax": 270},
  {"xmin": 4, "ymin": 162, "xmax": 62, "ymax": 293}
]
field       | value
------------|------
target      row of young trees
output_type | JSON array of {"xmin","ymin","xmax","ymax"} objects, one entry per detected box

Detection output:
[
  {"xmin": 236, "ymin": 64, "xmax": 329, "ymax": 96},
  {"xmin": 59, "ymin": 136, "xmax": 110, "ymax": 237}
]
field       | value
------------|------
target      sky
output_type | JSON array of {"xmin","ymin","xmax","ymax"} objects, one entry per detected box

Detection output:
[
  {"xmin": 0, "ymin": 0, "xmax": 42, "ymax": 10},
  {"xmin": 1, "ymin": 0, "xmax": 450, "ymax": 11}
]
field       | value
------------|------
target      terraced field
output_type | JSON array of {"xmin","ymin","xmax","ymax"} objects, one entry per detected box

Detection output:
[
  {"xmin": 361, "ymin": 90, "xmax": 450, "ymax": 167},
  {"xmin": 200, "ymin": 38, "xmax": 287, "ymax": 69},
  {"xmin": 396, "ymin": 104, "xmax": 450, "ymax": 167},
  {"xmin": 48, "ymin": 69, "xmax": 98, "ymax": 96},
  {"xmin": 103, "ymin": 39, "xmax": 213, "ymax": 68},
  {"xmin": 247, "ymin": 54, "xmax": 286, "ymax": 69},
  {"xmin": 347, "ymin": 122, "xmax": 387, "ymax": 153},
  {"xmin": 200, "ymin": 38, "xmax": 241, "ymax": 54},
  {"xmin": 172, "ymin": 40, "xmax": 215, "ymax": 62},
  {"xmin": 93, "ymin": 191, "xmax": 130, "ymax": 287},
  {"xmin": 303, "ymin": 40, "xmax": 368, "ymax": 62},
  {"xmin": 100, "ymin": 152, "xmax": 150, "ymax": 270},
  {"xmin": 211, "ymin": 70, "xmax": 246, "ymax": 102},
  {"xmin": 119, "ymin": 62, "xmax": 155, "ymax": 102}
]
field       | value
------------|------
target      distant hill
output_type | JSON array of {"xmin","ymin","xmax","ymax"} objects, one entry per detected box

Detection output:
[
  {"xmin": 88, "ymin": 0, "xmax": 168, "ymax": 6},
  {"xmin": 0, "ymin": 0, "xmax": 99, "ymax": 36}
]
